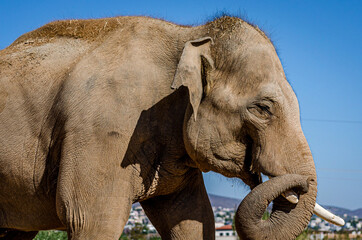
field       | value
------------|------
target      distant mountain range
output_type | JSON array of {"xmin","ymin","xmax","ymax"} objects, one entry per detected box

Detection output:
[
  {"xmin": 134, "ymin": 194, "xmax": 361, "ymax": 219},
  {"xmin": 208, "ymin": 194, "xmax": 362, "ymax": 219},
  {"xmin": 321, "ymin": 206, "xmax": 362, "ymax": 220},
  {"xmin": 208, "ymin": 194, "xmax": 241, "ymax": 209}
]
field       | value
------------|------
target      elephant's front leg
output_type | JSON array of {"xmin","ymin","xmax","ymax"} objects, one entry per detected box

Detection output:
[
  {"xmin": 140, "ymin": 170, "xmax": 215, "ymax": 240},
  {"xmin": 56, "ymin": 134, "xmax": 133, "ymax": 240}
]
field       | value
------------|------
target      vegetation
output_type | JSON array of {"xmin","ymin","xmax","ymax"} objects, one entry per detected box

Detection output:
[
  {"xmin": 34, "ymin": 229, "xmax": 161, "ymax": 240},
  {"xmin": 295, "ymin": 230, "xmax": 309, "ymax": 240},
  {"xmin": 120, "ymin": 223, "xmax": 161, "ymax": 240},
  {"xmin": 262, "ymin": 211, "xmax": 271, "ymax": 220},
  {"xmin": 34, "ymin": 230, "xmax": 67, "ymax": 240},
  {"xmin": 125, "ymin": 223, "xmax": 148, "ymax": 240},
  {"xmin": 295, "ymin": 229, "xmax": 358, "ymax": 240}
]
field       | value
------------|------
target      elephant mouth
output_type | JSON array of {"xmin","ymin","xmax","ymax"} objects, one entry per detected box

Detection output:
[{"xmin": 240, "ymin": 140, "xmax": 263, "ymax": 189}]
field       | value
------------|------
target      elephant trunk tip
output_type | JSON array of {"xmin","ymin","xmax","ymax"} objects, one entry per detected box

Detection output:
[{"xmin": 235, "ymin": 174, "xmax": 315, "ymax": 240}]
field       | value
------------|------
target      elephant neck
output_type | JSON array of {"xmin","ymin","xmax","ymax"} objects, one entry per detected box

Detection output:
[{"xmin": 123, "ymin": 87, "xmax": 195, "ymax": 202}]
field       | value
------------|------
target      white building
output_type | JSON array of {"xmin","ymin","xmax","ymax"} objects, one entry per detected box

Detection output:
[{"xmin": 215, "ymin": 225, "xmax": 237, "ymax": 240}]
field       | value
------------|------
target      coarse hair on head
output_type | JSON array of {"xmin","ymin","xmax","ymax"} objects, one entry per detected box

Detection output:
[{"xmin": 205, "ymin": 10, "xmax": 272, "ymax": 41}]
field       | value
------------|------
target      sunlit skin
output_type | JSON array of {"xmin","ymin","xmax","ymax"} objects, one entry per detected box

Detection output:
[{"xmin": 0, "ymin": 16, "xmax": 322, "ymax": 240}]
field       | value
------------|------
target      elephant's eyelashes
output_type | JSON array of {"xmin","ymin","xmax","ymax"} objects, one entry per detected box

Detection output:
[{"xmin": 247, "ymin": 103, "xmax": 273, "ymax": 120}]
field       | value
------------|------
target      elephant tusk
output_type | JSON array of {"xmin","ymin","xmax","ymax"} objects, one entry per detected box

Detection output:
[
  {"xmin": 282, "ymin": 190, "xmax": 299, "ymax": 204},
  {"xmin": 282, "ymin": 193, "xmax": 345, "ymax": 226},
  {"xmin": 313, "ymin": 203, "xmax": 345, "ymax": 226}
]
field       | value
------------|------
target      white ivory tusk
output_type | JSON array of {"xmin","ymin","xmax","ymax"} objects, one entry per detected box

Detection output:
[
  {"xmin": 282, "ymin": 190, "xmax": 299, "ymax": 204},
  {"xmin": 313, "ymin": 203, "xmax": 345, "ymax": 226},
  {"xmin": 281, "ymin": 192, "xmax": 344, "ymax": 226}
]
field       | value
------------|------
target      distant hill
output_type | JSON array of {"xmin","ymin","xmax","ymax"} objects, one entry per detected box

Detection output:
[
  {"xmin": 322, "ymin": 205, "xmax": 362, "ymax": 219},
  {"xmin": 134, "ymin": 194, "xmax": 361, "ymax": 219},
  {"xmin": 208, "ymin": 194, "xmax": 362, "ymax": 219},
  {"xmin": 208, "ymin": 194, "xmax": 241, "ymax": 209}
]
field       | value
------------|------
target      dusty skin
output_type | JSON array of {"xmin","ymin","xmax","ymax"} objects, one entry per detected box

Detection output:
[{"xmin": 0, "ymin": 16, "xmax": 319, "ymax": 239}]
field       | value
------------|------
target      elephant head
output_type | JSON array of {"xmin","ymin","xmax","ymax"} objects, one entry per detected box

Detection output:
[{"xmin": 172, "ymin": 17, "xmax": 343, "ymax": 239}]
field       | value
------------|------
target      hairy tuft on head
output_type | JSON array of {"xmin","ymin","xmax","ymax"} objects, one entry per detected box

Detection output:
[{"xmin": 204, "ymin": 11, "xmax": 272, "ymax": 42}]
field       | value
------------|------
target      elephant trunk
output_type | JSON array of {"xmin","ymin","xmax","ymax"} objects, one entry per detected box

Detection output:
[{"xmin": 235, "ymin": 174, "xmax": 317, "ymax": 240}]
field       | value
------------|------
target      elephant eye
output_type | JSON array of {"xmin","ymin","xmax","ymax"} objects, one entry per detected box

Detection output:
[{"xmin": 247, "ymin": 103, "xmax": 273, "ymax": 120}]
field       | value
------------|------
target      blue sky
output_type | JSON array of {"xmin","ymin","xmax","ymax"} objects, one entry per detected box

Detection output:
[{"xmin": 1, "ymin": 1, "xmax": 361, "ymax": 210}]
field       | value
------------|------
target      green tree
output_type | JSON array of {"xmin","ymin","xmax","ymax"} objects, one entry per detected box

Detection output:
[
  {"xmin": 262, "ymin": 211, "xmax": 270, "ymax": 220},
  {"xmin": 149, "ymin": 237, "xmax": 161, "ymax": 240},
  {"xmin": 295, "ymin": 230, "xmax": 309, "ymax": 240},
  {"xmin": 34, "ymin": 230, "xmax": 67, "ymax": 240},
  {"xmin": 128, "ymin": 223, "xmax": 148, "ymax": 240},
  {"xmin": 119, "ymin": 232, "xmax": 129, "ymax": 240}
]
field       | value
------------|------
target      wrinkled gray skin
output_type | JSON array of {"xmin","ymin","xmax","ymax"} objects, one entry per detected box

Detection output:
[{"xmin": 0, "ymin": 16, "xmax": 317, "ymax": 239}]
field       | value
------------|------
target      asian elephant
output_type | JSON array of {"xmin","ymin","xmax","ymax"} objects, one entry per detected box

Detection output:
[{"xmin": 0, "ymin": 16, "xmax": 343, "ymax": 239}]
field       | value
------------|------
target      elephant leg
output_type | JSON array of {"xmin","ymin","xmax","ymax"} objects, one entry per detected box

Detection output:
[
  {"xmin": 140, "ymin": 170, "xmax": 215, "ymax": 240},
  {"xmin": 56, "ymin": 135, "xmax": 133, "ymax": 239},
  {"xmin": 0, "ymin": 230, "xmax": 38, "ymax": 240}
]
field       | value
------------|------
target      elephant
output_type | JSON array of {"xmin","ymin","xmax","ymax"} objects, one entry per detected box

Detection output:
[{"xmin": 0, "ymin": 15, "xmax": 343, "ymax": 239}]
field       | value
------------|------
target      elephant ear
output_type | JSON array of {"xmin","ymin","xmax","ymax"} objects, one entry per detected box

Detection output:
[{"xmin": 171, "ymin": 37, "xmax": 214, "ymax": 120}]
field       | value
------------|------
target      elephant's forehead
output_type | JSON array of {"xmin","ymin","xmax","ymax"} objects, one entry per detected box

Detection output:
[
  {"xmin": 217, "ymin": 44, "xmax": 284, "ymax": 89},
  {"xmin": 210, "ymin": 82, "xmax": 283, "ymax": 111},
  {"xmin": 243, "ymin": 45, "xmax": 282, "ymax": 76},
  {"xmin": 210, "ymin": 41, "xmax": 298, "ymax": 111},
  {"xmin": 238, "ymin": 45, "xmax": 298, "ymax": 102}
]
